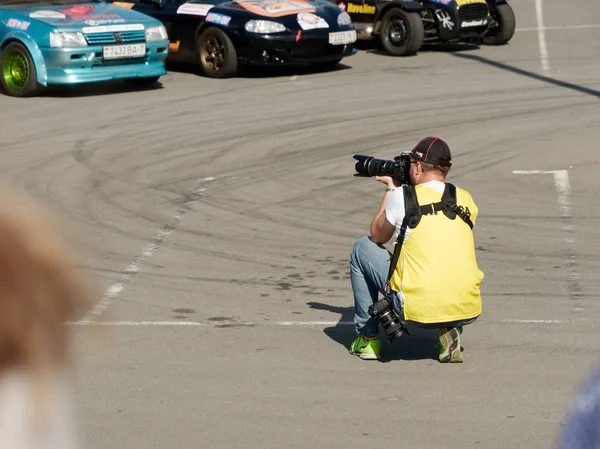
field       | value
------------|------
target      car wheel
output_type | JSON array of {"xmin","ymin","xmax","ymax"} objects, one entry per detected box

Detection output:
[
  {"xmin": 197, "ymin": 27, "xmax": 238, "ymax": 78},
  {"xmin": 124, "ymin": 76, "xmax": 160, "ymax": 88},
  {"xmin": 0, "ymin": 41, "xmax": 41, "ymax": 97},
  {"xmin": 379, "ymin": 8, "xmax": 424, "ymax": 56},
  {"xmin": 483, "ymin": 3, "xmax": 516, "ymax": 45}
]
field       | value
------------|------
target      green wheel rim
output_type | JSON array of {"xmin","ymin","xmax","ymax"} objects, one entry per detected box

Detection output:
[{"xmin": 3, "ymin": 49, "xmax": 29, "ymax": 91}]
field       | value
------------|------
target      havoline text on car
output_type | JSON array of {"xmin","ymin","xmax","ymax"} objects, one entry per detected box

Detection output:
[{"xmin": 335, "ymin": 0, "xmax": 515, "ymax": 56}]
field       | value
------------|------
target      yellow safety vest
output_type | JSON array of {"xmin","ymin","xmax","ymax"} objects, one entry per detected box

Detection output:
[{"xmin": 389, "ymin": 184, "xmax": 484, "ymax": 324}]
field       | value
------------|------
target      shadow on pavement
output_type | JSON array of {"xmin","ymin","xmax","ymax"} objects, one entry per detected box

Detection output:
[
  {"xmin": 166, "ymin": 60, "xmax": 353, "ymax": 79},
  {"xmin": 24, "ymin": 79, "xmax": 165, "ymax": 98},
  {"xmin": 307, "ymin": 301, "xmax": 440, "ymax": 363},
  {"xmin": 355, "ymin": 38, "xmax": 482, "ymax": 57},
  {"xmin": 453, "ymin": 52, "xmax": 600, "ymax": 99}
]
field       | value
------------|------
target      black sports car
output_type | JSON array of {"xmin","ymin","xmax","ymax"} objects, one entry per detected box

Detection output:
[
  {"xmin": 334, "ymin": 0, "xmax": 515, "ymax": 56},
  {"xmin": 110, "ymin": 0, "xmax": 357, "ymax": 77}
]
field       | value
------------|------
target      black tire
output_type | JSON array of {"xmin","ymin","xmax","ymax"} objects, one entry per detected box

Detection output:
[
  {"xmin": 124, "ymin": 76, "xmax": 160, "ymax": 88},
  {"xmin": 483, "ymin": 3, "xmax": 516, "ymax": 46},
  {"xmin": 197, "ymin": 27, "xmax": 238, "ymax": 78},
  {"xmin": 379, "ymin": 8, "xmax": 424, "ymax": 56},
  {"xmin": 0, "ymin": 41, "xmax": 41, "ymax": 97}
]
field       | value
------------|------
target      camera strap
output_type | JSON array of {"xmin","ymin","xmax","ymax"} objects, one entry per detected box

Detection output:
[
  {"xmin": 385, "ymin": 185, "xmax": 417, "ymax": 292},
  {"xmin": 384, "ymin": 183, "xmax": 474, "ymax": 292},
  {"xmin": 422, "ymin": 183, "xmax": 474, "ymax": 229}
]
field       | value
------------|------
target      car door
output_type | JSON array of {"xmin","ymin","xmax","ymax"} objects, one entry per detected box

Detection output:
[
  {"xmin": 163, "ymin": 0, "xmax": 213, "ymax": 60},
  {"xmin": 113, "ymin": 0, "xmax": 197, "ymax": 61}
]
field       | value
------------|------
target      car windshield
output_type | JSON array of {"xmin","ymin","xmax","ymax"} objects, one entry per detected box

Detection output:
[{"xmin": 0, "ymin": 0, "xmax": 104, "ymax": 6}]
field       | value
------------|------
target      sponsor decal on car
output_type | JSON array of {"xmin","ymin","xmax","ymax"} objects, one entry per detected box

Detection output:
[
  {"xmin": 461, "ymin": 19, "xmax": 487, "ymax": 27},
  {"xmin": 435, "ymin": 9, "xmax": 454, "ymax": 30},
  {"xmin": 297, "ymin": 12, "xmax": 328, "ymax": 30},
  {"xmin": 29, "ymin": 10, "xmax": 66, "ymax": 19},
  {"xmin": 6, "ymin": 18, "xmax": 31, "ymax": 30},
  {"xmin": 206, "ymin": 12, "xmax": 232, "ymax": 25},
  {"xmin": 33, "ymin": 5, "xmax": 125, "ymax": 22},
  {"xmin": 236, "ymin": 0, "xmax": 315, "ymax": 17},
  {"xmin": 455, "ymin": 0, "xmax": 486, "ymax": 5},
  {"xmin": 113, "ymin": 1, "xmax": 135, "ymax": 8},
  {"xmin": 429, "ymin": 0, "xmax": 452, "ymax": 5},
  {"xmin": 85, "ymin": 18, "xmax": 126, "ymax": 26},
  {"xmin": 61, "ymin": 5, "xmax": 96, "ymax": 16},
  {"xmin": 346, "ymin": 3, "xmax": 375, "ymax": 14},
  {"xmin": 82, "ymin": 23, "xmax": 144, "ymax": 33},
  {"xmin": 177, "ymin": 3, "xmax": 214, "ymax": 16}
]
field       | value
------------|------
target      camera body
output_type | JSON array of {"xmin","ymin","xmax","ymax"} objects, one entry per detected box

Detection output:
[
  {"xmin": 353, "ymin": 152, "xmax": 412, "ymax": 185},
  {"xmin": 368, "ymin": 297, "xmax": 408, "ymax": 342}
]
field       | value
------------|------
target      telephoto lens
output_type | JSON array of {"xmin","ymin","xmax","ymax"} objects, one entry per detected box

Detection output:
[
  {"xmin": 353, "ymin": 155, "xmax": 397, "ymax": 177},
  {"xmin": 352, "ymin": 153, "xmax": 412, "ymax": 185}
]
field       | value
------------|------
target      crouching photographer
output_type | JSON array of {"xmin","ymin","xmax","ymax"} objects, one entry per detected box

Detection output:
[{"xmin": 349, "ymin": 137, "xmax": 484, "ymax": 363}]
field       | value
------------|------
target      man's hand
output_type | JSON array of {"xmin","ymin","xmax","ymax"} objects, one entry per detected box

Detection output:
[{"xmin": 374, "ymin": 175, "xmax": 398, "ymax": 188}]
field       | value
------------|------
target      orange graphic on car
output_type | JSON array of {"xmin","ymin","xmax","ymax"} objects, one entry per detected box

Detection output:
[{"xmin": 235, "ymin": 0, "xmax": 316, "ymax": 17}]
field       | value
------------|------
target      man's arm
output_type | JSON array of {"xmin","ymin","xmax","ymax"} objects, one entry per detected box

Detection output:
[{"xmin": 370, "ymin": 186, "xmax": 397, "ymax": 244}]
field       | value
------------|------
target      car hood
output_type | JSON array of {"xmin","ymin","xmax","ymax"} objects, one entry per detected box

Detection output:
[
  {"xmin": 7, "ymin": 2, "xmax": 159, "ymax": 29},
  {"xmin": 211, "ymin": 0, "xmax": 340, "ymax": 18}
]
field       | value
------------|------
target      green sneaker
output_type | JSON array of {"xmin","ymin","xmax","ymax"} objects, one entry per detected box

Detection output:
[
  {"xmin": 438, "ymin": 327, "xmax": 463, "ymax": 363},
  {"xmin": 349, "ymin": 336, "xmax": 381, "ymax": 360}
]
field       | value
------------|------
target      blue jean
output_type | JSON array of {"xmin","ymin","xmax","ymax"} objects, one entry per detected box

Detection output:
[{"xmin": 350, "ymin": 236, "xmax": 403, "ymax": 336}]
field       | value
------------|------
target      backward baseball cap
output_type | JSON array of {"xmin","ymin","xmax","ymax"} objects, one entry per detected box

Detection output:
[{"xmin": 410, "ymin": 137, "xmax": 452, "ymax": 167}]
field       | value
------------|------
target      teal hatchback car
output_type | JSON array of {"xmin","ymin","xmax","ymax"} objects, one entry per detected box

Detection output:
[{"xmin": 0, "ymin": 0, "xmax": 170, "ymax": 97}]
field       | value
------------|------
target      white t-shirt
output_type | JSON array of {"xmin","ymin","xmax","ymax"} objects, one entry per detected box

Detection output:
[
  {"xmin": 0, "ymin": 369, "xmax": 80, "ymax": 449},
  {"xmin": 384, "ymin": 180, "xmax": 446, "ymax": 240}
]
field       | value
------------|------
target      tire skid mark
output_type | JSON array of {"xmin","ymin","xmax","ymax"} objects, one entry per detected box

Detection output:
[{"xmin": 81, "ymin": 178, "xmax": 213, "ymax": 322}]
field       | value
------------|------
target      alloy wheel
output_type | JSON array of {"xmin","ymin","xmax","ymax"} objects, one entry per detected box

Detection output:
[
  {"xmin": 201, "ymin": 36, "xmax": 226, "ymax": 72},
  {"xmin": 3, "ymin": 49, "xmax": 29, "ymax": 92}
]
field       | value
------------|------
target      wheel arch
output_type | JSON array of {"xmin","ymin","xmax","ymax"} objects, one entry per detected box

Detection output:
[
  {"xmin": 372, "ymin": 1, "xmax": 423, "ymax": 35},
  {"xmin": 0, "ymin": 33, "xmax": 48, "ymax": 86}
]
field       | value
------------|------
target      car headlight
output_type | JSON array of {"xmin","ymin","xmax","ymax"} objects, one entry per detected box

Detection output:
[
  {"xmin": 49, "ymin": 32, "xmax": 87, "ymax": 48},
  {"xmin": 145, "ymin": 25, "xmax": 168, "ymax": 42},
  {"xmin": 337, "ymin": 11, "xmax": 352, "ymax": 26},
  {"xmin": 245, "ymin": 20, "xmax": 286, "ymax": 34}
]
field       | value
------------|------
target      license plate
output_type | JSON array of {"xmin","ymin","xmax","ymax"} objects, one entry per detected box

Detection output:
[
  {"xmin": 103, "ymin": 44, "xmax": 146, "ymax": 60},
  {"xmin": 329, "ymin": 30, "xmax": 357, "ymax": 45}
]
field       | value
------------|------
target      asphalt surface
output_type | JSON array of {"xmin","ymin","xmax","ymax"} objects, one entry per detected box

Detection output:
[{"xmin": 1, "ymin": 0, "xmax": 600, "ymax": 448}]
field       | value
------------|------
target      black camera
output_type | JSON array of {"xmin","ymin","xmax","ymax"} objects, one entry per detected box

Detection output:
[
  {"xmin": 353, "ymin": 152, "xmax": 412, "ymax": 185},
  {"xmin": 368, "ymin": 297, "xmax": 408, "ymax": 342}
]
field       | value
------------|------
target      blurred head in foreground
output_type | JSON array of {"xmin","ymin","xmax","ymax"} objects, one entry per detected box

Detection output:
[{"xmin": 0, "ymin": 184, "xmax": 93, "ymax": 448}]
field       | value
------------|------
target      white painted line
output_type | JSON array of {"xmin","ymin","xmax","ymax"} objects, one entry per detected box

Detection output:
[
  {"xmin": 551, "ymin": 170, "xmax": 582, "ymax": 297},
  {"xmin": 67, "ymin": 319, "xmax": 571, "ymax": 327},
  {"xmin": 513, "ymin": 170, "xmax": 582, "ymax": 301},
  {"xmin": 69, "ymin": 320, "xmax": 352, "ymax": 327},
  {"xmin": 517, "ymin": 24, "xmax": 600, "ymax": 32},
  {"xmin": 513, "ymin": 170, "xmax": 555, "ymax": 174},
  {"xmin": 534, "ymin": 0, "xmax": 550, "ymax": 76},
  {"xmin": 553, "ymin": 170, "xmax": 571, "ymax": 218},
  {"xmin": 502, "ymin": 319, "xmax": 565, "ymax": 324},
  {"xmin": 289, "ymin": 75, "xmax": 298, "ymax": 81},
  {"xmin": 80, "ymin": 179, "xmax": 213, "ymax": 322}
]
